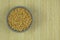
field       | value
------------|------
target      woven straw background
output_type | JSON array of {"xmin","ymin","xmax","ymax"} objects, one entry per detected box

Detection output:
[{"xmin": 0, "ymin": 0, "xmax": 60, "ymax": 40}]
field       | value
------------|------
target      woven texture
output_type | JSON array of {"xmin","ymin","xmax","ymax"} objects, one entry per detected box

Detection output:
[{"xmin": 0, "ymin": 0, "xmax": 60, "ymax": 40}]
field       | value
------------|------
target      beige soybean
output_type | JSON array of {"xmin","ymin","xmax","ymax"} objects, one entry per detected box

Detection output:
[{"xmin": 7, "ymin": 7, "xmax": 32, "ymax": 32}]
